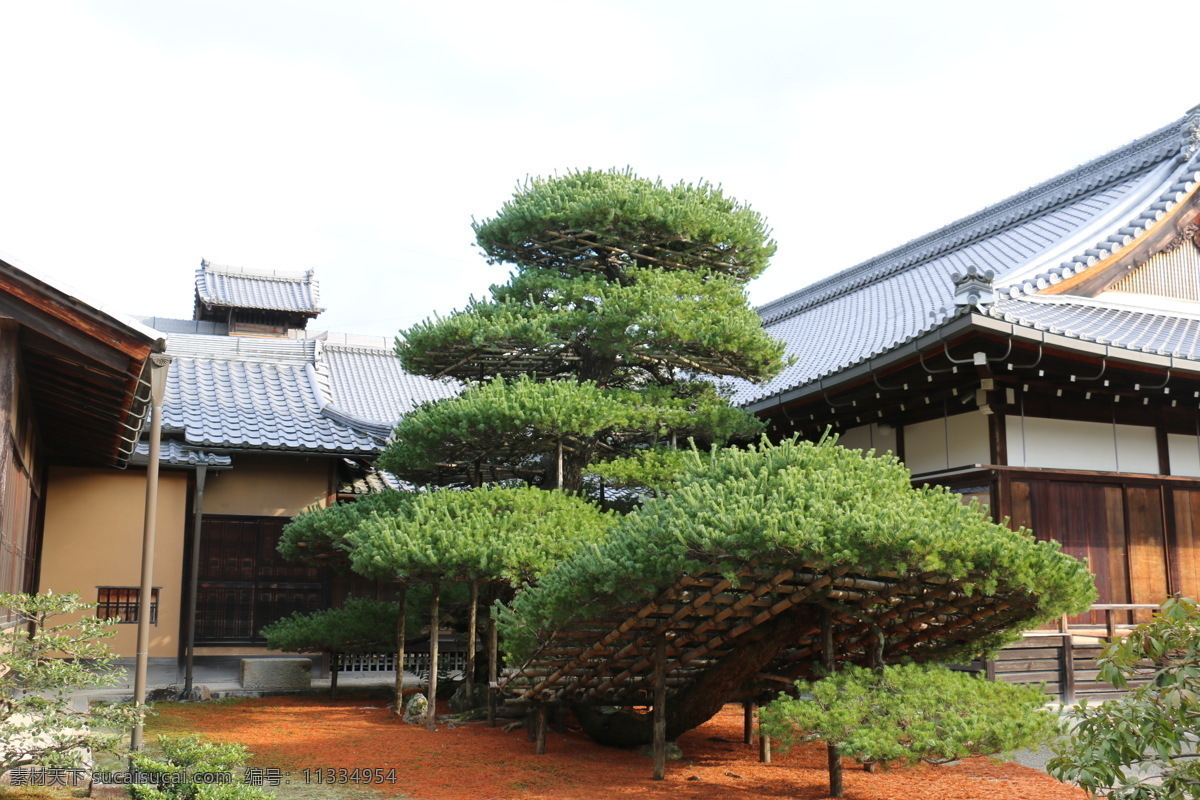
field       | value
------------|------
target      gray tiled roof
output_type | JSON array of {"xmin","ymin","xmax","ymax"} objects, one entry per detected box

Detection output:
[
  {"xmin": 989, "ymin": 296, "xmax": 1200, "ymax": 359},
  {"xmin": 149, "ymin": 321, "xmax": 462, "ymax": 456},
  {"xmin": 131, "ymin": 439, "xmax": 233, "ymax": 468},
  {"xmin": 321, "ymin": 342, "xmax": 460, "ymax": 424},
  {"xmin": 195, "ymin": 260, "xmax": 324, "ymax": 315},
  {"xmin": 738, "ymin": 105, "xmax": 1200, "ymax": 408}
]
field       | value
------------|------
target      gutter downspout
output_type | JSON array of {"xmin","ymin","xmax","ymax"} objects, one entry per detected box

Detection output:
[
  {"xmin": 183, "ymin": 463, "xmax": 207, "ymax": 697},
  {"xmin": 131, "ymin": 354, "xmax": 171, "ymax": 752}
]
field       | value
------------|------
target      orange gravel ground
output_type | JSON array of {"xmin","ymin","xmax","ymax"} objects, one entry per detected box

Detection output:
[{"xmin": 149, "ymin": 695, "xmax": 1086, "ymax": 800}]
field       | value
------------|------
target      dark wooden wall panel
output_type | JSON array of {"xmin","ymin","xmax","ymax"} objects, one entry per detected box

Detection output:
[
  {"xmin": 1172, "ymin": 490, "xmax": 1200, "ymax": 600},
  {"xmin": 1126, "ymin": 486, "xmax": 1169, "ymax": 621},
  {"xmin": 1044, "ymin": 482, "xmax": 1125, "ymax": 624}
]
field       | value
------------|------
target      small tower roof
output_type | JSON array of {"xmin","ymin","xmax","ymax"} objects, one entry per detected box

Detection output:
[{"xmin": 194, "ymin": 259, "xmax": 324, "ymax": 318}]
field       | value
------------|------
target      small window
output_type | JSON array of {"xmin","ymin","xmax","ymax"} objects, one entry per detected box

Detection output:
[{"xmin": 97, "ymin": 587, "xmax": 159, "ymax": 625}]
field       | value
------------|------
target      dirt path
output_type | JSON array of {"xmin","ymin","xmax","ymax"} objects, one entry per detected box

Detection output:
[{"xmin": 149, "ymin": 696, "xmax": 1085, "ymax": 800}]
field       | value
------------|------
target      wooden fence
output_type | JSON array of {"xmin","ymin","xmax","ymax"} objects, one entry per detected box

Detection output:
[{"xmin": 972, "ymin": 603, "xmax": 1160, "ymax": 703}]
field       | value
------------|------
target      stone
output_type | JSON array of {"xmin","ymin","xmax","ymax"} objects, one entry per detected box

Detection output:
[
  {"xmin": 145, "ymin": 686, "xmax": 180, "ymax": 702},
  {"xmin": 448, "ymin": 682, "xmax": 489, "ymax": 713},
  {"xmin": 402, "ymin": 693, "xmax": 429, "ymax": 725},
  {"xmin": 181, "ymin": 685, "xmax": 212, "ymax": 702},
  {"xmin": 239, "ymin": 658, "xmax": 312, "ymax": 690},
  {"xmin": 638, "ymin": 741, "xmax": 684, "ymax": 761}
]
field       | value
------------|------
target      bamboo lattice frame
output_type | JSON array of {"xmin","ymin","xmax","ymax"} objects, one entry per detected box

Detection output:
[{"xmin": 502, "ymin": 564, "xmax": 1039, "ymax": 706}]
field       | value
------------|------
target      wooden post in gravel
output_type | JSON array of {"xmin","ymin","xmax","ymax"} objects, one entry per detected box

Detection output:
[
  {"xmin": 487, "ymin": 617, "xmax": 499, "ymax": 726},
  {"xmin": 743, "ymin": 701, "xmax": 755, "ymax": 745},
  {"xmin": 427, "ymin": 578, "xmax": 440, "ymax": 731},
  {"xmin": 823, "ymin": 608, "xmax": 843, "ymax": 798},
  {"xmin": 653, "ymin": 634, "xmax": 668, "ymax": 780},
  {"xmin": 535, "ymin": 704, "xmax": 548, "ymax": 755},
  {"xmin": 759, "ymin": 731, "xmax": 772, "ymax": 763},
  {"xmin": 394, "ymin": 582, "xmax": 407, "ymax": 715},
  {"xmin": 466, "ymin": 580, "xmax": 478, "ymax": 704}
]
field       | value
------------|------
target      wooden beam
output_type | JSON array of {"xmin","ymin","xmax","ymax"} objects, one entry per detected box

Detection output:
[{"xmin": 0, "ymin": 286, "xmax": 140, "ymax": 372}]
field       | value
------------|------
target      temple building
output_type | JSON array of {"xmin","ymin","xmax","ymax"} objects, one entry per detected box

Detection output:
[{"xmin": 741, "ymin": 103, "xmax": 1200, "ymax": 626}]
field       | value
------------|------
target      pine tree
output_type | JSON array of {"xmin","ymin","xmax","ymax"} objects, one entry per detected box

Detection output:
[{"xmin": 382, "ymin": 169, "xmax": 785, "ymax": 492}]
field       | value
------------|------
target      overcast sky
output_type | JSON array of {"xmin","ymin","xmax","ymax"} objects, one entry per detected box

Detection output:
[{"xmin": 0, "ymin": 1, "xmax": 1194, "ymax": 336}]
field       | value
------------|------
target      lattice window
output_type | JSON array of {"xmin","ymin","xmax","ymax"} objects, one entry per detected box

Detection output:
[{"xmin": 97, "ymin": 587, "xmax": 159, "ymax": 624}]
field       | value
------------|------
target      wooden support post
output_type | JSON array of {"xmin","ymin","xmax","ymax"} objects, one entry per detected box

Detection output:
[
  {"xmin": 1059, "ymin": 613, "xmax": 1076, "ymax": 706},
  {"xmin": 743, "ymin": 701, "xmax": 756, "ymax": 745},
  {"xmin": 535, "ymin": 704, "xmax": 548, "ymax": 755},
  {"xmin": 427, "ymin": 579, "xmax": 440, "ymax": 731},
  {"xmin": 653, "ymin": 634, "xmax": 667, "ymax": 781},
  {"xmin": 823, "ymin": 608, "xmax": 843, "ymax": 798},
  {"xmin": 394, "ymin": 582, "xmax": 407, "ymax": 716},
  {"xmin": 758, "ymin": 732, "xmax": 772, "ymax": 764},
  {"xmin": 487, "ymin": 617, "xmax": 498, "ymax": 727},
  {"xmin": 330, "ymin": 656, "xmax": 340, "ymax": 701},
  {"xmin": 1106, "ymin": 607, "xmax": 1117, "ymax": 641},
  {"xmin": 465, "ymin": 580, "xmax": 478, "ymax": 705}
]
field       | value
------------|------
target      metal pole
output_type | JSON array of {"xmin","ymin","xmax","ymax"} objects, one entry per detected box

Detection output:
[
  {"xmin": 131, "ymin": 354, "xmax": 171, "ymax": 752},
  {"xmin": 183, "ymin": 464, "xmax": 207, "ymax": 697}
]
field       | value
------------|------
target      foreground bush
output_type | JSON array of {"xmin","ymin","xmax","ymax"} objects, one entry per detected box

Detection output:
[
  {"xmin": 1049, "ymin": 597, "xmax": 1200, "ymax": 800},
  {"xmin": 130, "ymin": 736, "xmax": 273, "ymax": 800},
  {"xmin": 760, "ymin": 664, "xmax": 1060, "ymax": 797},
  {"xmin": 0, "ymin": 591, "xmax": 137, "ymax": 775}
]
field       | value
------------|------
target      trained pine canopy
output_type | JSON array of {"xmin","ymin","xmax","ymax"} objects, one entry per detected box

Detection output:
[
  {"xmin": 389, "ymin": 170, "xmax": 783, "ymax": 492},
  {"xmin": 472, "ymin": 169, "xmax": 776, "ymax": 282},
  {"xmin": 380, "ymin": 376, "xmax": 760, "ymax": 487},
  {"xmin": 498, "ymin": 438, "xmax": 1095, "ymax": 736}
]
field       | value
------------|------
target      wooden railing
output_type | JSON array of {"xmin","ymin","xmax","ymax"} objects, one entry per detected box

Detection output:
[{"xmin": 980, "ymin": 603, "xmax": 1161, "ymax": 704}]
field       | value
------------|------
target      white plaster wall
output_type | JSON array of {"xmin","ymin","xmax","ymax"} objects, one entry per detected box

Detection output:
[
  {"xmin": 1169, "ymin": 433, "xmax": 1200, "ymax": 477},
  {"xmin": 836, "ymin": 423, "xmax": 898, "ymax": 456},
  {"xmin": 903, "ymin": 412, "xmax": 989, "ymax": 475},
  {"xmin": 1006, "ymin": 417, "xmax": 1159, "ymax": 473}
]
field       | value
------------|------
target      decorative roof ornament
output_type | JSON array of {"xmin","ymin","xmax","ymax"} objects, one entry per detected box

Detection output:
[
  {"xmin": 951, "ymin": 266, "xmax": 995, "ymax": 308},
  {"xmin": 1182, "ymin": 103, "xmax": 1200, "ymax": 161}
]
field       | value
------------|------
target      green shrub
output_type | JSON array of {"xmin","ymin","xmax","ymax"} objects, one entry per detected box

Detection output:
[
  {"xmin": 1048, "ymin": 597, "xmax": 1200, "ymax": 799},
  {"xmin": 129, "ymin": 736, "xmax": 272, "ymax": 800},
  {"xmin": 760, "ymin": 663, "xmax": 1059, "ymax": 767}
]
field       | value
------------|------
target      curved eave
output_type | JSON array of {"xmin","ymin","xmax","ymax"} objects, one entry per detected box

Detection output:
[
  {"xmin": 1006, "ymin": 156, "xmax": 1200, "ymax": 297},
  {"xmin": 740, "ymin": 311, "xmax": 1199, "ymax": 415}
]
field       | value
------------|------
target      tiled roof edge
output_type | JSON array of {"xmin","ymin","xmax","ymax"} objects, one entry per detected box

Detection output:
[
  {"xmin": 1003, "ymin": 157, "xmax": 1200, "ymax": 298},
  {"xmin": 759, "ymin": 113, "xmax": 1188, "ymax": 325}
]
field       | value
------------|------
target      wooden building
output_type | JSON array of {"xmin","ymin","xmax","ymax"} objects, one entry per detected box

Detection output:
[
  {"xmin": 0, "ymin": 255, "xmax": 161, "ymax": 624},
  {"xmin": 35, "ymin": 261, "xmax": 457, "ymax": 660},
  {"xmin": 737, "ymin": 103, "xmax": 1200, "ymax": 626}
]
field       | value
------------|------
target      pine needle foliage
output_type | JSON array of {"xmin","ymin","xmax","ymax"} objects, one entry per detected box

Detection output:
[
  {"xmin": 388, "ymin": 169, "xmax": 783, "ymax": 492},
  {"xmin": 472, "ymin": 168, "xmax": 776, "ymax": 282},
  {"xmin": 346, "ymin": 485, "xmax": 613, "ymax": 585},
  {"xmin": 260, "ymin": 598, "xmax": 398, "ymax": 656},
  {"xmin": 379, "ymin": 376, "xmax": 760, "ymax": 485},
  {"xmin": 759, "ymin": 664, "xmax": 1060, "ymax": 768},
  {"xmin": 498, "ymin": 437, "xmax": 1096, "ymax": 662},
  {"xmin": 277, "ymin": 490, "xmax": 419, "ymax": 567}
]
